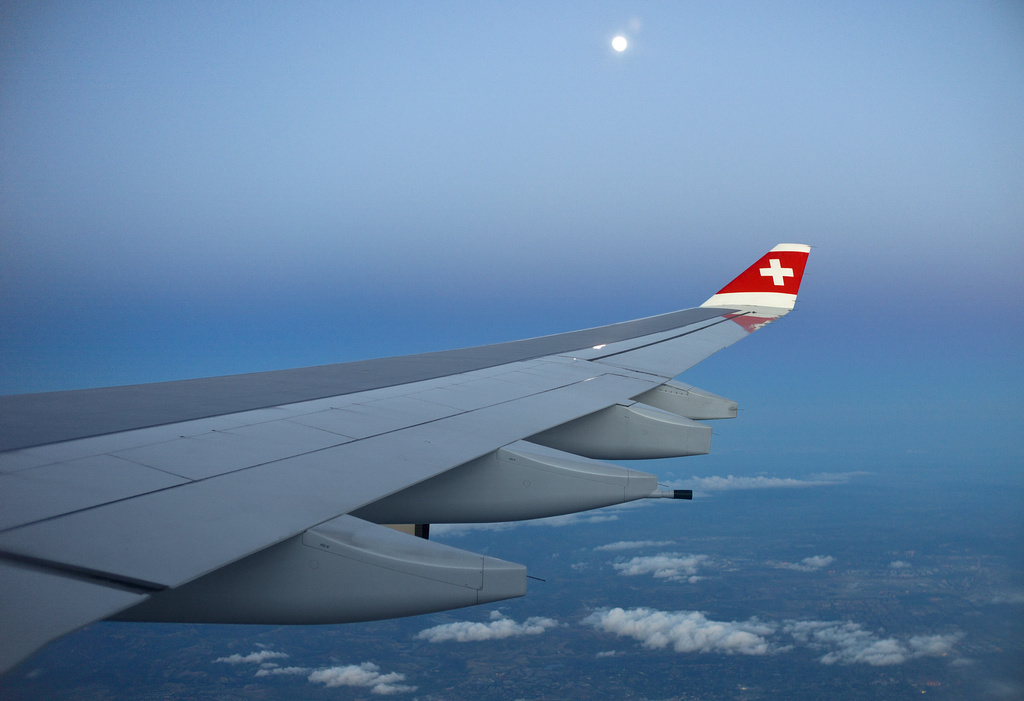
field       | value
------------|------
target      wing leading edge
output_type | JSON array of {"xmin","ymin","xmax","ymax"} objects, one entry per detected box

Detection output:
[{"xmin": 0, "ymin": 244, "xmax": 810, "ymax": 673}]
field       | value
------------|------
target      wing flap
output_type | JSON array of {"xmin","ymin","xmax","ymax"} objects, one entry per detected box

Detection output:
[{"xmin": 0, "ymin": 561, "xmax": 148, "ymax": 674}]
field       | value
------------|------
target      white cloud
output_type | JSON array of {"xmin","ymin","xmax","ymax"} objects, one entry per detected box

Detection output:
[
  {"xmin": 908, "ymin": 634, "xmax": 961, "ymax": 657},
  {"xmin": 990, "ymin": 589, "xmax": 1024, "ymax": 604},
  {"xmin": 804, "ymin": 471, "xmax": 872, "ymax": 482},
  {"xmin": 676, "ymin": 475, "xmax": 833, "ymax": 492},
  {"xmin": 416, "ymin": 613, "xmax": 559, "ymax": 643},
  {"xmin": 585, "ymin": 608, "xmax": 961, "ymax": 666},
  {"xmin": 214, "ymin": 650, "xmax": 289, "ymax": 665},
  {"xmin": 213, "ymin": 649, "xmax": 415, "ymax": 693},
  {"xmin": 783, "ymin": 620, "xmax": 961, "ymax": 666},
  {"xmin": 431, "ymin": 512, "xmax": 619, "ymax": 538},
  {"xmin": 584, "ymin": 608, "xmax": 775, "ymax": 655},
  {"xmin": 595, "ymin": 540, "xmax": 676, "ymax": 551},
  {"xmin": 612, "ymin": 553, "xmax": 707, "ymax": 582},
  {"xmin": 777, "ymin": 555, "xmax": 834, "ymax": 572},
  {"xmin": 308, "ymin": 662, "xmax": 416, "ymax": 695},
  {"xmin": 254, "ymin": 666, "xmax": 309, "ymax": 677},
  {"xmin": 889, "ymin": 560, "xmax": 911, "ymax": 569},
  {"xmin": 668, "ymin": 472, "xmax": 865, "ymax": 496},
  {"xmin": 429, "ymin": 521, "xmax": 519, "ymax": 537},
  {"xmin": 596, "ymin": 650, "xmax": 619, "ymax": 658},
  {"xmin": 540, "ymin": 513, "xmax": 619, "ymax": 527}
]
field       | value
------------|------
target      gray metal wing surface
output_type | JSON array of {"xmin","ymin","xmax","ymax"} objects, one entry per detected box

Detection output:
[{"xmin": 0, "ymin": 244, "xmax": 810, "ymax": 674}]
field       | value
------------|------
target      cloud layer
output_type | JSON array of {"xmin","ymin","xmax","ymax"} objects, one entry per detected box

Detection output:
[
  {"xmin": 416, "ymin": 612, "xmax": 559, "ymax": 643},
  {"xmin": 784, "ymin": 621, "xmax": 961, "ymax": 666},
  {"xmin": 213, "ymin": 650, "xmax": 415, "ymax": 695},
  {"xmin": 214, "ymin": 650, "xmax": 289, "ymax": 665},
  {"xmin": 585, "ymin": 608, "xmax": 774, "ymax": 655},
  {"xmin": 431, "ymin": 512, "xmax": 619, "ymax": 537},
  {"xmin": 667, "ymin": 472, "xmax": 869, "ymax": 496},
  {"xmin": 777, "ymin": 555, "xmax": 835, "ymax": 572},
  {"xmin": 611, "ymin": 553, "xmax": 708, "ymax": 582},
  {"xmin": 586, "ymin": 608, "xmax": 961, "ymax": 666},
  {"xmin": 595, "ymin": 540, "xmax": 676, "ymax": 552},
  {"xmin": 309, "ymin": 663, "xmax": 416, "ymax": 695},
  {"xmin": 254, "ymin": 665, "xmax": 309, "ymax": 677}
]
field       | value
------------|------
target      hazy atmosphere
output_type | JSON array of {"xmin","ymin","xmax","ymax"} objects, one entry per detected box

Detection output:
[{"xmin": 2, "ymin": 2, "xmax": 1022, "ymax": 698}]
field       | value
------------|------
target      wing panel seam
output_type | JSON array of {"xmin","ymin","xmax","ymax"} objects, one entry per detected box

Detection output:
[
  {"xmin": 586, "ymin": 313, "xmax": 748, "ymax": 363},
  {"xmin": 0, "ymin": 552, "xmax": 165, "ymax": 594},
  {"xmin": 0, "ymin": 368, "xmax": 609, "ymax": 534}
]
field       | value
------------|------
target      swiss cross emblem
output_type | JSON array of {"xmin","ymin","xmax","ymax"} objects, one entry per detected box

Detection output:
[{"xmin": 759, "ymin": 258, "xmax": 794, "ymax": 286}]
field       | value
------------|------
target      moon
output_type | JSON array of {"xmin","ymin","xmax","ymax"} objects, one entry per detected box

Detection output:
[{"xmin": 612, "ymin": 36, "xmax": 628, "ymax": 52}]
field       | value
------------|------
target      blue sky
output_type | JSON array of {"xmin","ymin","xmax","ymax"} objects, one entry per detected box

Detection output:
[
  {"xmin": 2, "ymin": 2, "xmax": 1022, "ymax": 478},
  {"xmin": 1, "ymin": 5, "xmax": 1023, "ymax": 696}
]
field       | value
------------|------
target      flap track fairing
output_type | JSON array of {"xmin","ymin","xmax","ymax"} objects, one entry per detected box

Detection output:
[{"xmin": 114, "ymin": 516, "xmax": 525, "ymax": 624}]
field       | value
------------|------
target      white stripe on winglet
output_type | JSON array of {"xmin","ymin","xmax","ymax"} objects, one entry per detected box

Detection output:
[
  {"xmin": 701, "ymin": 291, "xmax": 798, "ymax": 310},
  {"xmin": 770, "ymin": 243, "xmax": 812, "ymax": 253}
]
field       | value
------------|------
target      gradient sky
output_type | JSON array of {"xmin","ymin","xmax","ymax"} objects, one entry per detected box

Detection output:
[
  {"xmin": 2, "ymin": 0, "xmax": 1022, "ymax": 477},
  {"xmin": 2, "ymin": 4, "xmax": 1023, "ymax": 695}
]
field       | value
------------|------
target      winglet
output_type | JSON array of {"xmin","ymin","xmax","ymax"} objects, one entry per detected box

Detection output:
[{"xmin": 701, "ymin": 243, "xmax": 811, "ymax": 311}]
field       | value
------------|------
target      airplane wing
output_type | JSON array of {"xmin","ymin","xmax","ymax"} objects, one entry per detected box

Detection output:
[{"xmin": 0, "ymin": 244, "xmax": 810, "ymax": 673}]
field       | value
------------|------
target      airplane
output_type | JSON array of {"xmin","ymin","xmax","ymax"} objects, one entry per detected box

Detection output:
[{"xmin": 0, "ymin": 243, "xmax": 810, "ymax": 674}]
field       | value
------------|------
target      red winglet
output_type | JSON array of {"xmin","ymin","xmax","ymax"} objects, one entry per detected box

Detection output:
[{"xmin": 702, "ymin": 244, "xmax": 810, "ymax": 310}]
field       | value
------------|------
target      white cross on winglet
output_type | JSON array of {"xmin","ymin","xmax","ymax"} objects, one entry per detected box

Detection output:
[{"xmin": 759, "ymin": 258, "xmax": 794, "ymax": 286}]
